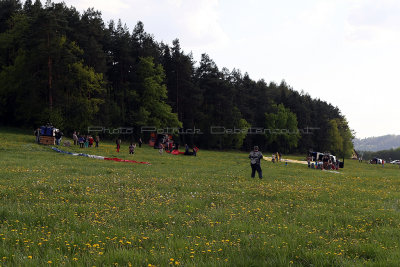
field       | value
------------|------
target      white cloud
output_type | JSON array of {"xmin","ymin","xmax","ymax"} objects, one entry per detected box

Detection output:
[
  {"xmin": 348, "ymin": 0, "xmax": 400, "ymax": 29},
  {"xmin": 298, "ymin": 1, "xmax": 337, "ymax": 29},
  {"xmin": 66, "ymin": 0, "xmax": 229, "ymax": 55},
  {"xmin": 166, "ymin": 0, "xmax": 183, "ymax": 7},
  {"xmin": 151, "ymin": 0, "xmax": 229, "ymax": 51},
  {"xmin": 346, "ymin": 0, "xmax": 400, "ymax": 42}
]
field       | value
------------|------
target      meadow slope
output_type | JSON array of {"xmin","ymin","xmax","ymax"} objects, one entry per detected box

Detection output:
[{"xmin": 0, "ymin": 128, "xmax": 399, "ymax": 266}]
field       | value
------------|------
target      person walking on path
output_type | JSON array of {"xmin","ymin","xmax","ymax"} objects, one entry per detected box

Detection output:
[{"xmin": 249, "ymin": 146, "xmax": 263, "ymax": 179}]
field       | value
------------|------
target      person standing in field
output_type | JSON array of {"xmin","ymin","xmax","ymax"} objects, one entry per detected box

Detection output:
[
  {"xmin": 72, "ymin": 131, "xmax": 78, "ymax": 146},
  {"xmin": 138, "ymin": 137, "xmax": 143, "ymax": 148},
  {"xmin": 84, "ymin": 135, "xmax": 89, "ymax": 148},
  {"xmin": 116, "ymin": 138, "xmax": 121, "ymax": 152},
  {"xmin": 34, "ymin": 128, "xmax": 40, "ymax": 144},
  {"xmin": 79, "ymin": 135, "xmax": 84, "ymax": 148},
  {"xmin": 55, "ymin": 130, "xmax": 62, "ymax": 146},
  {"xmin": 249, "ymin": 146, "xmax": 263, "ymax": 179},
  {"xmin": 184, "ymin": 144, "xmax": 190, "ymax": 155},
  {"xmin": 129, "ymin": 143, "xmax": 136, "ymax": 154},
  {"xmin": 95, "ymin": 135, "xmax": 99, "ymax": 147},
  {"xmin": 88, "ymin": 136, "xmax": 94, "ymax": 147}
]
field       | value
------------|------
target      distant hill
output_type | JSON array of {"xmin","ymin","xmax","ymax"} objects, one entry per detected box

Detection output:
[{"xmin": 353, "ymin": 135, "xmax": 400, "ymax": 152}]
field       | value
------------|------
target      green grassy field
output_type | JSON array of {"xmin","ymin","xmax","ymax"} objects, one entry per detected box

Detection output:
[{"xmin": 0, "ymin": 128, "xmax": 399, "ymax": 266}]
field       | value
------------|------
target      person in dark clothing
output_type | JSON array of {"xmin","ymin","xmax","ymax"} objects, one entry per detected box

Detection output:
[
  {"xmin": 193, "ymin": 145, "xmax": 198, "ymax": 157},
  {"xmin": 184, "ymin": 144, "xmax": 190, "ymax": 155},
  {"xmin": 138, "ymin": 138, "xmax": 143, "ymax": 148},
  {"xmin": 95, "ymin": 135, "xmax": 99, "ymax": 147},
  {"xmin": 322, "ymin": 154, "xmax": 329, "ymax": 170},
  {"xmin": 55, "ymin": 130, "xmax": 63, "ymax": 145},
  {"xmin": 249, "ymin": 146, "xmax": 263, "ymax": 179},
  {"xmin": 116, "ymin": 138, "xmax": 121, "ymax": 152},
  {"xmin": 79, "ymin": 136, "xmax": 84, "ymax": 148},
  {"xmin": 34, "ymin": 128, "xmax": 40, "ymax": 144}
]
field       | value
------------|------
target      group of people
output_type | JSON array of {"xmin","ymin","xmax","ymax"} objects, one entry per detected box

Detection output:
[
  {"xmin": 271, "ymin": 152, "xmax": 282, "ymax": 163},
  {"xmin": 155, "ymin": 135, "xmax": 175, "ymax": 152},
  {"xmin": 72, "ymin": 132, "xmax": 99, "ymax": 148},
  {"xmin": 116, "ymin": 138, "xmax": 142, "ymax": 154},
  {"xmin": 307, "ymin": 154, "xmax": 339, "ymax": 170},
  {"xmin": 154, "ymin": 135, "xmax": 198, "ymax": 156}
]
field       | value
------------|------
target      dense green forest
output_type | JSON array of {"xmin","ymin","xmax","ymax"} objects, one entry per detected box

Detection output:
[{"xmin": 0, "ymin": 0, "xmax": 353, "ymax": 155}]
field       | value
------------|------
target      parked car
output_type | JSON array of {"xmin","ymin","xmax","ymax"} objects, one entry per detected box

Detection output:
[
  {"xmin": 370, "ymin": 158, "xmax": 383, "ymax": 164},
  {"xmin": 390, "ymin": 160, "xmax": 400, "ymax": 165}
]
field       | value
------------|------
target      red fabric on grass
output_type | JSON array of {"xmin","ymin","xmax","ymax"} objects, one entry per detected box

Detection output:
[
  {"xmin": 104, "ymin": 157, "xmax": 151, "ymax": 164},
  {"xmin": 171, "ymin": 150, "xmax": 184, "ymax": 155}
]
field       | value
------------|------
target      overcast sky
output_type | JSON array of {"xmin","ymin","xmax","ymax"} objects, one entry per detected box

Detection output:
[{"xmin": 51, "ymin": 0, "xmax": 400, "ymax": 139}]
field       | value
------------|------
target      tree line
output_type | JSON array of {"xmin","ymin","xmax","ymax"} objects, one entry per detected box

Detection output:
[
  {"xmin": 360, "ymin": 148, "xmax": 400, "ymax": 162},
  {"xmin": 0, "ymin": 0, "xmax": 354, "ymax": 156}
]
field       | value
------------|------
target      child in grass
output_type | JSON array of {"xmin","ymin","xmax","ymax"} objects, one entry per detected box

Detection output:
[
  {"xmin": 88, "ymin": 136, "xmax": 94, "ymax": 147},
  {"xmin": 84, "ymin": 135, "xmax": 89, "ymax": 148},
  {"xmin": 129, "ymin": 143, "xmax": 136, "ymax": 154},
  {"xmin": 79, "ymin": 136, "xmax": 84, "ymax": 148}
]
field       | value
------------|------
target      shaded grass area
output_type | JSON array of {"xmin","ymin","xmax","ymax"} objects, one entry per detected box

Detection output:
[{"xmin": 0, "ymin": 128, "xmax": 400, "ymax": 266}]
